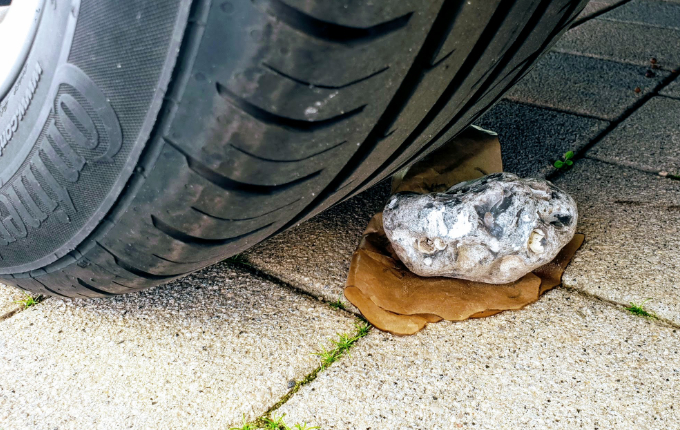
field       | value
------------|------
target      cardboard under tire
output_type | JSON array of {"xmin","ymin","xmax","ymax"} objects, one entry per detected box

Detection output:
[{"xmin": 344, "ymin": 127, "xmax": 584, "ymax": 335}]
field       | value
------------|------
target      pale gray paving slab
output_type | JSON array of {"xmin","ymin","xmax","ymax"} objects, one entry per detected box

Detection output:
[
  {"xmin": 574, "ymin": 0, "xmax": 626, "ymax": 23},
  {"xmin": 552, "ymin": 159, "xmax": 680, "ymax": 323},
  {"xmin": 0, "ymin": 283, "xmax": 26, "ymax": 320},
  {"xmin": 245, "ymin": 181, "xmax": 391, "ymax": 313},
  {"xmin": 587, "ymin": 97, "xmax": 680, "ymax": 174},
  {"xmin": 598, "ymin": 0, "xmax": 680, "ymax": 30},
  {"xmin": 0, "ymin": 263, "xmax": 356, "ymax": 429},
  {"xmin": 278, "ymin": 288, "xmax": 680, "ymax": 430},
  {"xmin": 505, "ymin": 52, "xmax": 669, "ymax": 121},
  {"xmin": 554, "ymin": 19, "xmax": 680, "ymax": 70},
  {"xmin": 660, "ymin": 77, "xmax": 680, "ymax": 98},
  {"xmin": 475, "ymin": 100, "xmax": 609, "ymax": 178}
]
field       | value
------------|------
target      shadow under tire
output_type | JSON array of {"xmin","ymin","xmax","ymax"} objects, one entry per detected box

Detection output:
[{"xmin": 0, "ymin": 0, "xmax": 588, "ymax": 297}]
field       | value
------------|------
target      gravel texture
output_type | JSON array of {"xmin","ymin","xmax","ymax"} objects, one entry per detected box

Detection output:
[
  {"xmin": 660, "ymin": 77, "xmax": 680, "ymax": 98},
  {"xmin": 279, "ymin": 288, "xmax": 680, "ymax": 430},
  {"xmin": 587, "ymin": 97, "xmax": 680, "ymax": 174},
  {"xmin": 554, "ymin": 19, "xmax": 680, "ymax": 70},
  {"xmin": 553, "ymin": 159, "xmax": 680, "ymax": 323},
  {"xmin": 505, "ymin": 52, "xmax": 669, "ymax": 121},
  {"xmin": 245, "ymin": 181, "xmax": 391, "ymax": 314},
  {"xmin": 0, "ymin": 263, "xmax": 356, "ymax": 429},
  {"xmin": 0, "ymin": 284, "xmax": 26, "ymax": 321},
  {"xmin": 475, "ymin": 100, "xmax": 609, "ymax": 178}
]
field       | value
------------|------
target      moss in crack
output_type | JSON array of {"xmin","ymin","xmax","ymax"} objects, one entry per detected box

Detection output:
[
  {"xmin": 247, "ymin": 320, "xmax": 371, "ymax": 429},
  {"xmin": 625, "ymin": 299, "xmax": 657, "ymax": 320},
  {"xmin": 226, "ymin": 253, "xmax": 252, "ymax": 267},
  {"xmin": 14, "ymin": 293, "xmax": 43, "ymax": 309},
  {"xmin": 328, "ymin": 296, "xmax": 346, "ymax": 310}
]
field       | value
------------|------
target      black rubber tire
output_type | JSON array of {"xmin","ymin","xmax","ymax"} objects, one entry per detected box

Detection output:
[{"xmin": 0, "ymin": 0, "xmax": 587, "ymax": 297}]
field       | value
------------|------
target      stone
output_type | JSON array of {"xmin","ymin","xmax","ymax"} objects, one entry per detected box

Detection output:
[{"xmin": 383, "ymin": 173, "xmax": 577, "ymax": 284}]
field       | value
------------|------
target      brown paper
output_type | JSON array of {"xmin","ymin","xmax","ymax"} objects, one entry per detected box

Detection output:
[
  {"xmin": 391, "ymin": 126, "xmax": 504, "ymax": 194},
  {"xmin": 344, "ymin": 126, "xmax": 584, "ymax": 335}
]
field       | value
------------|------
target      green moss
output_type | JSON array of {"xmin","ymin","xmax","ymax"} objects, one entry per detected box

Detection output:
[
  {"xmin": 14, "ymin": 293, "xmax": 42, "ymax": 309},
  {"xmin": 625, "ymin": 299, "xmax": 657, "ymax": 319}
]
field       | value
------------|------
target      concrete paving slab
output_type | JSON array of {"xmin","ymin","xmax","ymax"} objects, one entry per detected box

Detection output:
[
  {"xmin": 475, "ymin": 100, "xmax": 609, "ymax": 178},
  {"xmin": 552, "ymin": 159, "xmax": 680, "ymax": 323},
  {"xmin": 574, "ymin": 0, "xmax": 626, "ymax": 23},
  {"xmin": 0, "ymin": 263, "xmax": 356, "ymax": 429},
  {"xmin": 0, "ymin": 283, "xmax": 26, "ymax": 321},
  {"xmin": 598, "ymin": 0, "xmax": 680, "ymax": 30},
  {"xmin": 554, "ymin": 19, "xmax": 680, "ymax": 70},
  {"xmin": 660, "ymin": 77, "xmax": 680, "ymax": 98},
  {"xmin": 505, "ymin": 52, "xmax": 668, "ymax": 121},
  {"xmin": 245, "ymin": 181, "xmax": 391, "ymax": 313},
  {"xmin": 587, "ymin": 97, "xmax": 680, "ymax": 174},
  {"xmin": 278, "ymin": 288, "xmax": 680, "ymax": 429}
]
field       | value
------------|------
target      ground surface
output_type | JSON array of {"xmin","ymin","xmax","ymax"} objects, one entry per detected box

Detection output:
[{"xmin": 2, "ymin": 1, "xmax": 680, "ymax": 429}]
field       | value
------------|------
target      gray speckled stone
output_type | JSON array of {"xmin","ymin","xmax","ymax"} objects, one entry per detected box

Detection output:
[
  {"xmin": 0, "ymin": 263, "xmax": 356, "ymax": 429},
  {"xmin": 505, "ymin": 52, "xmax": 669, "ymax": 121},
  {"xmin": 553, "ymin": 159, "xmax": 680, "ymax": 323},
  {"xmin": 475, "ymin": 100, "xmax": 609, "ymax": 178},
  {"xmin": 278, "ymin": 289, "xmax": 680, "ymax": 430},
  {"xmin": 554, "ymin": 19, "xmax": 680, "ymax": 70},
  {"xmin": 587, "ymin": 97, "xmax": 680, "ymax": 174},
  {"xmin": 660, "ymin": 77, "xmax": 680, "ymax": 99},
  {"xmin": 383, "ymin": 173, "xmax": 577, "ymax": 283}
]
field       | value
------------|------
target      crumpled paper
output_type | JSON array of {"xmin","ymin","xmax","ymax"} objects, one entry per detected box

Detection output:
[{"xmin": 344, "ymin": 126, "xmax": 584, "ymax": 335}]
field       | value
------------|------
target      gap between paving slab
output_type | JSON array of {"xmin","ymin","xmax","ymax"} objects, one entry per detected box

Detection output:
[
  {"xmin": 0, "ymin": 284, "xmax": 28, "ymax": 322},
  {"xmin": 554, "ymin": 19, "xmax": 680, "ymax": 70},
  {"xmin": 277, "ymin": 288, "xmax": 680, "ymax": 429},
  {"xmin": 504, "ymin": 51, "xmax": 669, "ymax": 121},
  {"xmin": 587, "ymin": 96, "xmax": 680, "ymax": 175},
  {"xmin": 552, "ymin": 158, "xmax": 680, "ymax": 324},
  {"xmin": 571, "ymin": 0, "xmax": 632, "ymax": 26},
  {"xmin": 0, "ymin": 262, "xmax": 357, "ymax": 429}
]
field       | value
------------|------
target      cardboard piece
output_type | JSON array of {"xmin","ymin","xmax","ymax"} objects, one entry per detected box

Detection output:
[{"xmin": 344, "ymin": 126, "xmax": 584, "ymax": 335}]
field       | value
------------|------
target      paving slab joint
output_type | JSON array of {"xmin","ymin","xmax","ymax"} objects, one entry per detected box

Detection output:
[
  {"xmin": 0, "ymin": 292, "xmax": 46, "ymax": 323},
  {"xmin": 570, "ymin": 0, "xmax": 633, "ymax": 28},
  {"xmin": 226, "ymin": 257, "xmax": 357, "ymax": 318},
  {"xmin": 546, "ymin": 70, "xmax": 680, "ymax": 182},
  {"xmin": 561, "ymin": 285, "xmax": 680, "ymax": 329},
  {"xmin": 240, "ymin": 320, "xmax": 372, "ymax": 429}
]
